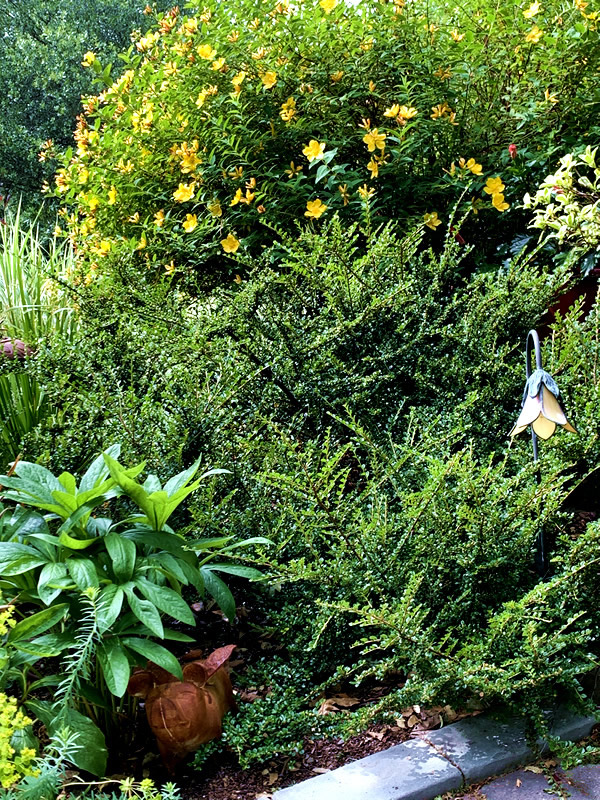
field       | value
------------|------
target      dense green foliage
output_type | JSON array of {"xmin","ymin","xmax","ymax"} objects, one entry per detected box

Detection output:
[
  {"xmin": 49, "ymin": 0, "xmax": 600, "ymax": 287},
  {"xmin": 2, "ymin": 0, "xmax": 600, "ymax": 792},
  {"xmin": 0, "ymin": 0, "xmax": 171, "ymax": 222}
]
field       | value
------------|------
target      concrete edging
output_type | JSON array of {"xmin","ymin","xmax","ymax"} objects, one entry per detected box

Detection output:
[{"xmin": 273, "ymin": 707, "xmax": 596, "ymax": 800}]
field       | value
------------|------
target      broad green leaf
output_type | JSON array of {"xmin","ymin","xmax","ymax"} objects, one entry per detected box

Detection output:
[
  {"xmin": 79, "ymin": 444, "xmax": 121, "ymax": 492},
  {"xmin": 221, "ymin": 536, "xmax": 273, "ymax": 550},
  {"xmin": 185, "ymin": 536, "xmax": 235, "ymax": 551},
  {"xmin": 143, "ymin": 474, "xmax": 162, "ymax": 493},
  {"xmin": 201, "ymin": 568, "xmax": 236, "ymax": 621},
  {"xmin": 58, "ymin": 472, "xmax": 77, "ymax": 495},
  {"xmin": 8, "ymin": 604, "xmax": 68, "ymax": 642},
  {"xmin": 162, "ymin": 456, "xmax": 202, "ymax": 496},
  {"xmin": 207, "ymin": 563, "xmax": 264, "ymax": 581},
  {"xmin": 98, "ymin": 639, "xmax": 131, "ymax": 697},
  {"xmin": 37, "ymin": 562, "xmax": 69, "ymax": 605},
  {"xmin": 97, "ymin": 585, "xmax": 124, "ymax": 633},
  {"xmin": 26, "ymin": 700, "xmax": 107, "ymax": 776},
  {"xmin": 15, "ymin": 632, "xmax": 73, "ymax": 657},
  {"xmin": 122, "ymin": 637, "xmax": 183, "ymax": 679},
  {"xmin": 105, "ymin": 533, "xmax": 136, "ymax": 582},
  {"xmin": 134, "ymin": 577, "xmax": 195, "ymax": 625},
  {"xmin": 58, "ymin": 530, "xmax": 97, "ymax": 550},
  {"xmin": 121, "ymin": 528, "xmax": 187, "ymax": 555},
  {"xmin": 67, "ymin": 559, "xmax": 98, "ymax": 591},
  {"xmin": 50, "ymin": 489, "xmax": 78, "ymax": 513},
  {"xmin": 56, "ymin": 495, "xmax": 112, "ymax": 537},
  {"xmin": 162, "ymin": 629, "xmax": 195, "ymax": 642},
  {"xmin": 124, "ymin": 587, "xmax": 164, "ymax": 638},
  {"xmin": 154, "ymin": 552, "xmax": 188, "ymax": 584},
  {"xmin": 0, "ymin": 542, "xmax": 47, "ymax": 575},
  {"xmin": 103, "ymin": 454, "xmax": 153, "ymax": 521}
]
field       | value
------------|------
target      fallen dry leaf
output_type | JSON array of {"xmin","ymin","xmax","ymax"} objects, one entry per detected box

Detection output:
[
  {"xmin": 516, "ymin": 778, "xmax": 522, "ymax": 787},
  {"xmin": 317, "ymin": 695, "xmax": 361, "ymax": 715},
  {"xmin": 524, "ymin": 766, "xmax": 544, "ymax": 774},
  {"xmin": 312, "ymin": 767, "xmax": 331, "ymax": 774},
  {"xmin": 366, "ymin": 730, "xmax": 385, "ymax": 741}
]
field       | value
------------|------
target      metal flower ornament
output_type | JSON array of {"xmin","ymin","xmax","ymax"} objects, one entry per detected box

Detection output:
[
  {"xmin": 510, "ymin": 330, "xmax": 576, "ymax": 446},
  {"xmin": 510, "ymin": 329, "xmax": 577, "ymax": 573},
  {"xmin": 510, "ymin": 368, "xmax": 576, "ymax": 441}
]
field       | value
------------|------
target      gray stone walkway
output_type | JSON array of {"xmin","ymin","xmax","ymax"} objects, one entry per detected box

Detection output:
[
  {"xmin": 274, "ymin": 708, "xmax": 597, "ymax": 800},
  {"xmin": 462, "ymin": 764, "xmax": 600, "ymax": 799}
]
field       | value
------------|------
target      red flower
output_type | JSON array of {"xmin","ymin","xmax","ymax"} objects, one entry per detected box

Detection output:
[{"xmin": 508, "ymin": 144, "xmax": 518, "ymax": 159}]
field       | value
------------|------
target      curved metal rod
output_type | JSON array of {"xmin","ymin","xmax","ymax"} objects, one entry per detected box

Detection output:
[
  {"xmin": 526, "ymin": 329, "xmax": 542, "ymax": 379},
  {"xmin": 525, "ymin": 330, "xmax": 545, "ymax": 573}
]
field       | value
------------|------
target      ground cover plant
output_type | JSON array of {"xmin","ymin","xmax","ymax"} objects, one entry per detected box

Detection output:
[{"xmin": 1, "ymin": 0, "xmax": 600, "ymax": 796}]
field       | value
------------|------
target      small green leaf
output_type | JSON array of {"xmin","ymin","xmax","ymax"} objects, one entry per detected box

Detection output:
[
  {"xmin": 98, "ymin": 639, "xmax": 131, "ymax": 697},
  {"xmin": 134, "ymin": 577, "xmax": 195, "ymax": 625},
  {"xmin": 122, "ymin": 637, "xmax": 183, "ymax": 679},
  {"xmin": 124, "ymin": 587, "xmax": 164, "ymax": 638},
  {"xmin": 201, "ymin": 569, "xmax": 236, "ymax": 621},
  {"xmin": 9, "ymin": 604, "xmax": 68, "ymax": 643},
  {"xmin": 67, "ymin": 559, "xmax": 98, "ymax": 591},
  {"xmin": 105, "ymin": 533, "xmax": 137, "ymax": 582}
]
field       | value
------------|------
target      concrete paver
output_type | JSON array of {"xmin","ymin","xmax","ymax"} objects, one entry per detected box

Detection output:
[
  {"xmin": 275, "ymin": 737, "xmax": 462, "ymax": 800},
  {"xmin": 462, "ymin": 764, "xmax": 600, "ymax": 799}
]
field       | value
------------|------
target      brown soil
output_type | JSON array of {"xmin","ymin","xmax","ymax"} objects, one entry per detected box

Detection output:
[{"xmin": 147, "ymin": 721, "xmax": 412, "ymax": 800}]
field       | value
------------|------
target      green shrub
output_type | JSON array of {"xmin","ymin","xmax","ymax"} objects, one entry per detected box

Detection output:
[{"xmin": 49, "ymin": 0, "xmax": 600, "ymax": 287}]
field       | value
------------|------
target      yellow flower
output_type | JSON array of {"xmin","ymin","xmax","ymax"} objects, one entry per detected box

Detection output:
[
  {"xmin": 97, "ymin": 240, "xmax": 112, "ymax": 256},
  {"xmin": 164, "ymin": 260, "xmax": 176, "ymax": 275},
  {"xmin": 285, "ymin": 161, "xmax": 303, "ymax": 178},
  {"xmin": 338, "ymin": 184, "xmax": 350, "ymax": 205},
  {"xmin": 252, "ymin": 47, "xmax": 268, "ymax": 60},
  {"xmin": 228, "ymin": 30, "xmax": 240, "ymax": 42},
  {"xmin": 208, "ymin": 199, "xmax": 223, "ymax": 217},
  {"xmin": 197, "ymin": 44, "xmax": 217, "ymax": 59},
  {"xmin": 221, "ymin": 233, "xmax": 240, "ymax": 252},
  {"xmin": 384, "ymin": 104, "xmax": 401, "ymax": 119},
  {"xmin": 305, "ymin": 199, "xmax": 328, "ymax": 219},
  {"xmin": 303, "ymin": 140, "xmax": 326, "ymax": 162},
  {"xmin": 249, "ymin": 17, "xmax": 261, "ymax": 30},
  {"xmin": 128, "ymin": 211, "xmax": 140, "ymax": 223},
  {"xmin": 330, "ymin": 71, "xmax": 344, "ymax": 82},
  {"xmin": 183, "ymin": 213, "xmax": 198, "ymax": 232},
  {"xmin": 434, "ymin": 66, "xmax": 452, "ymax": 80},
  {"xmin": 525, "ymin": 25, "xmax": 544, "ymax": 42},
  {"xmin": 368, "ymin": 80, "xmax": 376, "ymax": 92},
  {"xmin": 108, "ymin": 186, "xmax": 117, "ymax": 205},
  {"xmin": 231, "ymin": 70, "xmax": 246, "ymax": 86},
  {"xmin": 450, "ymin": 29, "xmax": 465, "ymax": 41},
  {"xmin": 423, "ymin": 211, "xmax": 442, "ymax": 230},
  {"xmin": 357, "ymin": 184, "xmax": 375, "ymax": 199},
  {"xmin": 398, "ymin": 105, "xmax": 418, "ymax": 121},
  {"xmin": 212, "ymin": 58, "xmax": 226, "ymax": 71},
  {"xmin": 78, "ymin": 168, "xmax": 89, "ymax": 184},
  {"xmin": 491, "ymin": 193, "xmax": 510, "ymax": 212},
  {"xmin": 320, "ymin": 0, "xmax": 338, "ymax": 13},
  {"xmin": 81, "ymin": 51, "xmax": 96, "ymax": 67},
  {"xmin": 465, "ymin": 158, "xmax": 483, "ymax": 175},
  {"xmin": 262, "ymin": 71, "xmax": 277, "ymax": 89},
  {"xmin": 280, "ymin": 96, "xmax": 297, "ymax": 122},
  {"xmin": 483, "ymin": 176, "xmax": 505, "ymax": 195},
  {"xmin": 367, "ymin": 157, "xmax": 379, "ymax": 178},
  {"xmin": 523, "ymin": 1, "xmax": 541, "ymax": 18},
  {"xmin": 154, "ymin": 210, "xmax": 165, "ymax": 226},
  {"xmin": 181, "ymin": 152, "xmax": 201, "ymax": 174},
  {"xmin": 544, "ymin": 88, "xmax": 559, "ymax": 104},
  {"xmin": 362, "ymin": 128, "xmax": 386, "ymax": 152},
  {"xmin": 229, "ymin": 166, "xmax": 244, "ymax": 180},
  {"xmin": 230, "ymin": 188, "xmax": 243, "ymax": 206},
  {"xmin": 173, "ymin": 182, "xmax": 195, "ymax": 202},
  {"xmin": 430, "ymin": 102, "xmax": 451, "ymax": 119}
]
